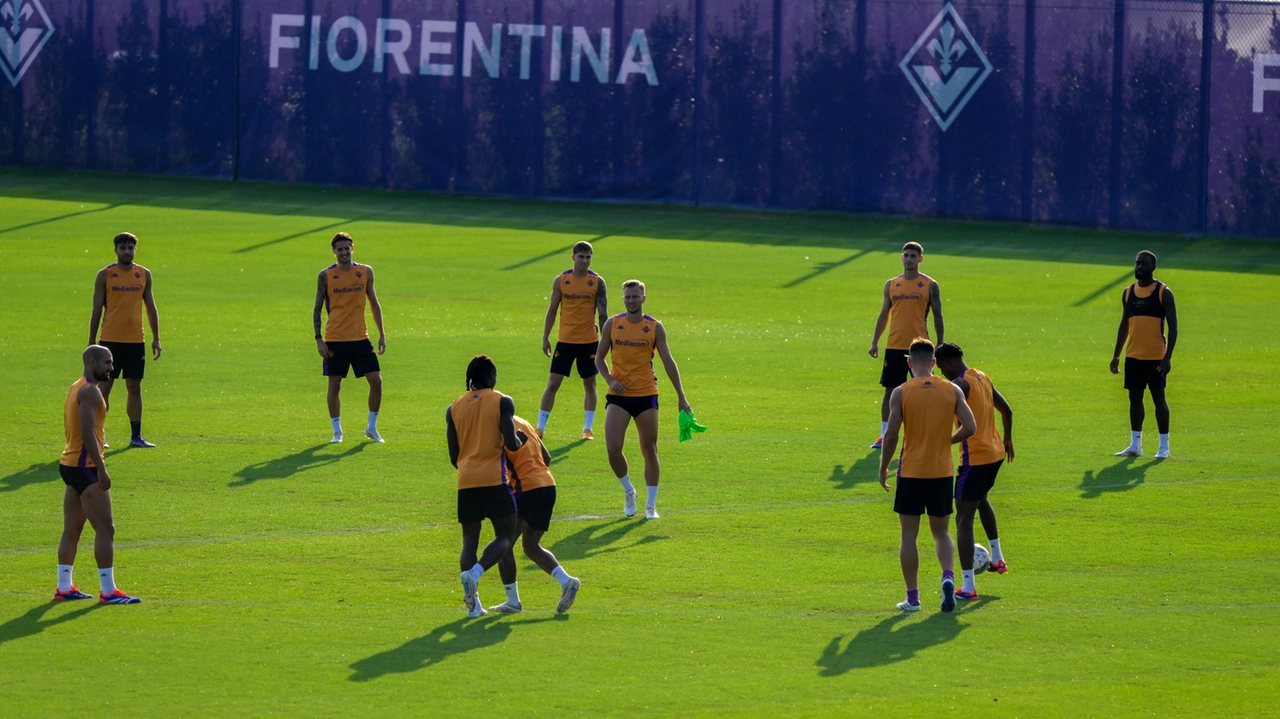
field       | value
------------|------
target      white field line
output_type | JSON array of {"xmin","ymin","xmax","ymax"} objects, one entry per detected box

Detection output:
[{"xmin": 1, "ymin": 474, "xmax": 1276, "ymax": 556}]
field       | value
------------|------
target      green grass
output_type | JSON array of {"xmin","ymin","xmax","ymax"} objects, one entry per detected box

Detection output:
[{"xmin": 1, "ymin": 168, "xmax": 1278, "ymax": 717}]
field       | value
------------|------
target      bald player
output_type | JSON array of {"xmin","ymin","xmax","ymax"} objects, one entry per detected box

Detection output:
[
  {"xmin": 879, "ymin": 338, "xmax": 975, "ymax": 613},
  {"xmin": 1111, "ymin": 250, "xmax": 1178, "ymax": 458},
  {"xmin": 56, "ymin": 346, "xmax": 141, "ymax": 604},
  {"xmin": 538, "ymin": 241, "xmax": 609, "ymax": 440},
  {"xmin": 313, "ymin": 232, "xmax": 387, "ymax": 444},
  {"xmin": 868, "ymin": 242, "xmax": 944, "ymax": 449},
  {"xmin": 595, "ymin": 280, "xmax": 692, "ymax": 520},
  {"xmin": 488, "ymin": 414, "xmax": 582, "ymax": 614},
  {"xmin": 447, "ymin": 355, "xmax": 524, "ymax": 619},
  {"xmin": 88, "ymin": 232, "xmax": 161, "ymax": 448}
]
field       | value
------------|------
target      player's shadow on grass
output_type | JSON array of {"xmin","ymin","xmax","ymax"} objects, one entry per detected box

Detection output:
[
  {"xmin": 549, "ymin": 518, "xmax": 666, "ymax": 561},
  {"xmin": 1078, "ymin": 457, "xmax": 1162, "ymax": 499},
  {"xmin": 348, "ymin": 614, "xmax": 563, "ymax": 681},
  {"xmin": 0, "ymin": 602, "xmax": 102, "ymax": 647},
  {"xmin": 0, "ymin": 203, "xmax": 120, "ymax": 235},
  {"xmin": 548, "ymin": 439, "xmax": 587, "ymax": 465},
  {"xmin": 816, "ymin": 598, "xmax": 995, "ymax": 676},
  {"xmin": 828, "ymin": 453, "xmax": 891, "ymax": 490},
  {"xmin": 0, "ymin": 461, "xmax": 60, "ymax": 493},
  {"xmin": 230, "ymin": 442, "xmax": 368, "ymax": 486}
]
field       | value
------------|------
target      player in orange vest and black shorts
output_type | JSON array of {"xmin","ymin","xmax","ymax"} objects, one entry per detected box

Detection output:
[
  {"xmin": 538, "ymin": 241, "xmax": 609, "ymax": 440},
  {"xmin": 1110, "ymin": 250, "xmax": 1178, "ymax": 458},
  {"xmin": 88, "ymin": 232, "xmax": 162, "ymax": 448},
  {"xmin": 447, "ymin": 355, "xmax": 525, "ymax": 618},
  {"xmin": 313, "ymin": 232, "xmax": 387, "ymax": 444},
  {"xmin": 879, "ymin": 338, "xmax": 975, "ymax": 613}
]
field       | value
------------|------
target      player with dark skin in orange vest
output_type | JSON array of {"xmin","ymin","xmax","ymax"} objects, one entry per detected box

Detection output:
[{"xmin": 1110, "ymin": 250, "xmax": 1178, "ymax": 458}]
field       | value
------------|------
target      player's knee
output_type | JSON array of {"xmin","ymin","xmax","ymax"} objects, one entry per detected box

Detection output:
[
  {"xmin": 366, "ymin": 374, "xmax": 382, "ymax": 388},
  {"xmin": 546, "ymin": 375, "xmax": 564, "ymax": 390},
  {"xmin": 640, "ymin": 442, "xmax": 659, "ymax": 459}
]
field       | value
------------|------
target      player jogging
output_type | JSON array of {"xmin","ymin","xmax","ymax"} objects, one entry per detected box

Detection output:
[
  {"xmin": 56, "ymin": 346, "xmax": 141, "ymax": 604},
  {"xmin": 89, "ymin": 232, "xmax": 161, "ymax": 448},
  {"xmin": 488, "ymin": 414, "xmax": 582, "ymax": 614},
  {"xmin": 595, "ymin": 280, "xmax": 692, "ymax": 520},
  {"xmin": 313, "ymin": 232, "xmax": 387, "ymax": 444},
  {"xmin": 538, "ymin": 241, "xmax": 608, "ymax": 440},
  {"xmin": 1110, "ymin": 250, "xmax": 1178, "ymax": 458},
  {"xmin": 868, "ymin": 242, "xmax": 943, "ymax": 449},
  {"xmin": 879, "ymin": 338, "xmax": 975, "ymax": 613},
  {"xmin": 935, "ymin": 342, "xmax": 1014, "ymax": 600},
  {"xmin": 447, "ymin": 355, "xmax": 524, "ymax": 618}
]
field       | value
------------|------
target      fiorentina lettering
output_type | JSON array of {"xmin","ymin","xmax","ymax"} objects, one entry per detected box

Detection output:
[{"xmin": 270, "ymin": 14, "xmax": 659, "ymax": 86}]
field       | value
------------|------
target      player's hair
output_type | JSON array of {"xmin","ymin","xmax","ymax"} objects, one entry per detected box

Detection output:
[
  {"xmin": 83, "ymin": 344, "xmax": 112, "ymax": 363},
  {"xmin": 622, "ymin": 279, "xmax": 645, "ymax": 293},
  {"xmin": 1137, "ymin": 249, "xmax": 1157, "ymax": 265},
  {"xmin": 902, "ymin": 241, "xmax": 924, "ymax": 256},
  {"xmin": 331, "ymin": 232, "xmax": 354, "ymax": 248},
  {"xmin": 934, "ymin": 342, "xmax": 963, "ymax": 362},
  {"xmin": 113, "ymin": 232, "xmax": 138, "ymax": 247},
  {"xmin": 465, "ymin": 355, "xmax": 497, "ymax": 390},
  {"xmin": 572, "ymin": 241, "xmax": 594, "ymax": 255},
  {"xmin": 908, "ymin": 337, "xmax": 935, "ymax": 363}
]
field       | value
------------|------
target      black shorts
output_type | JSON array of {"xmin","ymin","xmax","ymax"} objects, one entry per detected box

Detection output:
[
  {"xmin": 955, "ymin": 460, "xmax": 1003, "ymax": 501},
  {"xmin": 516, "ymin": 486, "xmax": 557, "ymax": 533},
  {"xmin": 60, "ymin": 464, "xmax": 100, "ymax": 495},
  {"xmin": 101, "ymin": 341, "xmax": 145, "ymax": 380},
  {"xmin": 550, "ymin": 342, "xmax": 599, "ymax": 378},
  {"xmin": 880, "ymin": 348, "xmax": 913, "ymax": 388},
  {"xmin": 1124, "ymin": 357, "xmax": 1166, "ymax": 391},
  {"xmin": 894, "ymin": 476, "xmax": 954, "ymax": 517},
  {"xmin": 324, "ymin": 339, "xmax": 381, "ymax": 378},
  {"xmin": 606, "ymin": 394, "xmax": 659, "ymax": 418},
  {"xmin": 457, "ymin": 484, "xmax": 517, "ymax": 524}
]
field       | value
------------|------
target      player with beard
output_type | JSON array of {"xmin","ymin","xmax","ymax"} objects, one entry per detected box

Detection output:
[{"xmin": 1111, "ymin": 250, "xmax": 1178, "ymax": 458}]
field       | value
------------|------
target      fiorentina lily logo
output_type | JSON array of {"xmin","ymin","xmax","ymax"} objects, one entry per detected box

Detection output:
[
  {"xmin": 0, "ymin": 0, "xmax": 53, "ymax": 87},
  {"xmin": 900, "ymin": 3, "xmax": 991, "ymax": 132}
]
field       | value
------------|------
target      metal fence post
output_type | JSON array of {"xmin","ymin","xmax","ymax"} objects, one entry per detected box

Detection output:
[
  {"xmin": 694, "ymin": 0, "xmax": 705, "ymax": 205},
  {"xmin": 233, "ymin": 0, "xmax": 241, "ymax": 180},
  {"xmin": 1108, "ymin": 0, "xmax": 1126, "ymax": 226},
  {"xmin": 770, "ymin": 0, "xmax": 782, "ymax": 206},
  {"xmin": 1021, "ymin": 0, "xmax": 1037, "ymax": 221},
  {"xmin": 1198, "ymin": 0, "xmax": 1214, "ymax": 234}
]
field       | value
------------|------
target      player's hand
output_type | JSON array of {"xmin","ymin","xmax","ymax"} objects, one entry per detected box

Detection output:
[
  {"xmin": 678, "ymin": 397, "xmax": 692, "ymax": 414},
  {"xmin": 878, "ymin": 468, "xmax": 890, "ymax": 492},
  {"xmin": 377, "ymin": 336, "xmax": 386, "ymax": 355},
  {"xmin": 868, "ymin": 344, "xmax": 879, "ymax": 359},
  {"xmin": 608, "ymin": 378, "xmax": 627, "ymax": 395},
  {"xmin": 1109, "ymin": 357, "xmax": 1120, "ymax": 375},
  {"xmin": 516, "ymin": 429, "xmax": 528, "ymax": 444},
  {"xmin": 1004, "ymin": 439, "xmax": 1015, "ymax": 463},
  {"xmin": 317, "ymin": 340, "xmax": 332, "ymax": 358},
  {"xmin": 542, "ymin": 337, "xmax": 552, "ymax": 357},
  {"xmin": 151, "ymin": 338, "xmax": 162, "ymax": 360},
  {"xmin": 1158, "ymin": 357, "xmax": 1171, "ymax": 376},
  {"xmin": 97, "ymin": 469, "xmax": 112, "ymax": 492}
]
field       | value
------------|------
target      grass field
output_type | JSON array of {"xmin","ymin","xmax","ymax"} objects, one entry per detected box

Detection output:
[{"xmin": 1, "ymin": 168, "xmax": 1278, "ymax": 717}]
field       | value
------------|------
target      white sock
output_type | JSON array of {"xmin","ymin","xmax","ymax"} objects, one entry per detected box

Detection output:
[
  {"xmin": 646, "ymin": 485, "xmax": 659, "ymax": 507},
  {"xmin": 551, "ymin": 565, "xmax": 572, "ymax": 588},
  {"xmin": 469, "ymin": 563, "xmax": 485, "ymax": 581},
  {"xmin": 367, "ymin": 411, "xmax": 378, "ymax": 431},
  {"xmin": 584, "ymin": 410, "xmax": 595, "ymax": 430},
  {"xmin": 989, "ymin": 538, "xmax": 1003, "ymax": 562},
  {"xmin": 1130, "ymin": 430, "xmax": 1142, "ymax": 448},
  {"xmin": 331, "ymin": 417, "xmax": 342, "ymax": 436},
  {"xmin": 1159, "ymin": 433, "xmax": 1170, "ymax": 449},
  {"xmin": 618, "ymin": 473, "xmax": 635, "ymax": 493},
  {"xmin": 58, "ymin": 564, "xmax": 73, "ymax": 592},
  {"xmin": 538, "ymin": 410, "xmax": 551, "ymax": 431},
  {"xmin": 881, "ymin": 421, "xmax": 889, "ymax": 436},
  {"xmin": 98, "ymin": 567, "xmax": 116, "ymax": 594},
  {"xmin": 962, "ymin": 569, "xmax": 976, "ymax": 593},
  {"xmin": 504, "ymin": 582, "xmax": 520, "ymax": 606}
]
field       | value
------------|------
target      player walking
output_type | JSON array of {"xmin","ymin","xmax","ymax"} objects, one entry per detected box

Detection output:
[
  {"xmin": 1111, "ymin": 250, "xmax": 1178, "ymax": 458},
  {"xmin": 488, "ymin": 414, "xmax": 582, "ymax": 614},
  {"xmin": 538, "ymin": 241, "xmax": 608, "ymax": 440},
  {"xmin": 595, "ymin": 280, "xmax": 692, "ymax": 519},
  {"xmin": 868, "ymin": 242, "xmax": 943, "ymax": 449},
  {"xmin": 88, "ymin": 232, "xmax": 161, "ymax": 448},
  {"xmin": 313, "ymin": 233, "xmax": 387, "ymax": 443},
  {"xmin": 447, "ymin": 356, "xmax": 524, "ymax": 618},
  {"xmin": 935, "ymin": 342, "xmax": 1014, "ymax": 599},
  {"xmin": 56, "ymin": 346, "xmax": 141, "ymax": 604},
  {"xmin": 878, "ymin": 339, "xmax": 975, "ymax": 613}
]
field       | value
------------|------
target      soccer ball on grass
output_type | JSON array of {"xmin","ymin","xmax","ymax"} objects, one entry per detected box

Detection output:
[{"xmin": 972, "ymin": 544, "xmax": 992, "ymax": 575}]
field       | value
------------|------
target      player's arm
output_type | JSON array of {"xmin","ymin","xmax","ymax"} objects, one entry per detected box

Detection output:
[
  {"xmin": 1160, "ymin": 287, "xmax": 1178, "ymax": 375},
  {"xmin": 877, "ymin": 387, "xmax": 904, "ymax": 490},
  {"xmin": 595, "ymin": 276, "xmax": 609, "ymax": 332},
  {"xmin": 595, "ymin": 332, "xmax": 623, "ymax": 394},
  {"xmin": 1111, "ymin": 290, "xmax": 1131, "ymax": 375},
  {"xmin": 499, "ymin": 396, "xmax": 523, "ymax": 452},
  {"xmin": 78, "ymin": 383, "xmax": 111, "ymax": 490},
  {"xmin": 89, "ymin": 269, "xmax": 107, "ymax": 345},
  {"xmin": 365, "ymin": 266, "xmax": 386, "ymax": 355},
  {"xmin": 868, "ymin": 280, "xmax": 891, "ymax": 358},
  {"xmin": 142, "ymin": 268, "xmax": 162, "ymax": 359},
  {"xmin": 951, "ymin": 385, "xmax": 976, "ymax": 445},
  {"xmin": 930, "ymin": 280, "xmax": 944, "ymax": 346},
  {"xmin": 991, "ymin": 384, "xmax": 1015, "ymax": 462},
  {"xmin": 540, "ymin": 440, "xmax": 552, "ymax": 465},
  {"xmin": 446, "ymin": 406, "xmax": 460, "ymax": 468},
  {"xmin": 654, "ymin": 322, "xmax": 691, "ymax": 413},
  {"xmin": 543, "ymin": 277, "xmax": 562, "ymax": 357},
  {"xmin": 952, "ymin": 377, "xmax": 970, "ymax": 398},
  {"xmin": 314, "ymin": 272, "xmax": 332, "ymax": 358}
]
